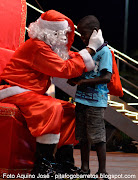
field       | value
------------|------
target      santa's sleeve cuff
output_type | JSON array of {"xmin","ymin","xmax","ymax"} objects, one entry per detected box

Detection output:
[{"xmin": 79, "ymin": 49, "xmax": 95, "ymax": 72}]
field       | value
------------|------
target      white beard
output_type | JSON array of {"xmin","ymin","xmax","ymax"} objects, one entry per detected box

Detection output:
[
  {"xmin": 44, "ymin": 36, "xmax": 69, "ymax": 60},
  {"xmin": 52, "ymin": 45, "xmax": 69, "ymax": 60},
  {"xmin": 43, "ymin": 29, "xmax": 70, "ymax": 60}
]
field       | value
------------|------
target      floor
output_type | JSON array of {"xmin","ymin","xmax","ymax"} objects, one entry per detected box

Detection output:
[
  {"xmin": 0, "ymin": 150, "xmax": 138, "ymax": 180},
  {"xmin": 74, "ymin": 149, "xmax": 138, "ymax": 180}
]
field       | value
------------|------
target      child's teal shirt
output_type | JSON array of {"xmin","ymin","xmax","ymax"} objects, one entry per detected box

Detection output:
[{"xmin": 75, "ymin": 46, "xmax": 112, "ymax": 107}]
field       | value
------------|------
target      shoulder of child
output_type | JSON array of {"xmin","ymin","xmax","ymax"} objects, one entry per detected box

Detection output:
[{"xmin": 98, "ymin": 46, "xmax": 111, "ymax": 55}]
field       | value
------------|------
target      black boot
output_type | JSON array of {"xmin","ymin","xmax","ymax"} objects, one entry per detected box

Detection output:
[
  {"xmin": 55, "ymin": 145, "xmax": 80, "ymax": 174},
  {"xmin": 31, "ymin": 143, "xmax": 57, "ymax": 180}
]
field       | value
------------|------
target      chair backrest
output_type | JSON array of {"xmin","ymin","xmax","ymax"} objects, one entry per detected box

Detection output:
[{"xmin": 0, "ymin": 0, "xmax": 27, "ymax": 75}]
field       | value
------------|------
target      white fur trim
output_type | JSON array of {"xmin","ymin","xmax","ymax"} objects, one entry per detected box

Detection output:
[
  {"xmin": 39, "ymin": 17, "xmax": 69, "ymax": 31},
  {"xmin": 36, "ymin": 134, "xmax": 60, "ymax": 144},
  {"xmin": 79, "ymin": 49, "xmax": 95, "ymax": 72},
  {"xmin": 0, "ymin": 86, "xmax": 30, "ymax": 100}
]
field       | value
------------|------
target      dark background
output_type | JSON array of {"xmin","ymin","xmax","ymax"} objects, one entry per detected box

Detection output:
[
  {"xmin": 26, "ymin": 0, "xmax": 138, "ymax": 59},
  {"xmin": 26, "ymin": 0, "xmax": 138, "ymax": 104}
]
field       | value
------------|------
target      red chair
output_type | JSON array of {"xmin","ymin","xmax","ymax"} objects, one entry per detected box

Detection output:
[{"xmin": 0, "ymin": 0, "xmax": 35, "ymax": 176}]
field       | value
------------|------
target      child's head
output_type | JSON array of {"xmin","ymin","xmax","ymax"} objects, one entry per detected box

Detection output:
[{"xmin": 77, "ymin": 15, "xmax": 100, "ymax": 45}]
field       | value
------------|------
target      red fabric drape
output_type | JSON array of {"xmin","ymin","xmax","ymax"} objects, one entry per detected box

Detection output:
[
  {"xmin": 0, "ymin": 0, "xmax": 26, "ymax": 50},
  {"xmin": 0, "ymin": 0, "xmax": 33, "ymax": 174},
  {"xmin": 0, "ymin": 0, "xmax": 26, "ymax": 75}
]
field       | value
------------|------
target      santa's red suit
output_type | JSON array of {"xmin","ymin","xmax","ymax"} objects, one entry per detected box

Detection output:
[
  {"xmin": 0, "ymin": 10, "xmax": 100, "ymax": 175},
  {"xmin": 0, "ymin": 39, "xmax": 87, "ymax": 147},
  {"xmin": 0, "ymin": 10, "xmax": 95, "ymax": 146}
]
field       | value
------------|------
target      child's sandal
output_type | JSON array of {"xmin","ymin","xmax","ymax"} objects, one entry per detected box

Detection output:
[{"xmin": 78, "ymin": 169, "xmax": 91, "ymax": 174}]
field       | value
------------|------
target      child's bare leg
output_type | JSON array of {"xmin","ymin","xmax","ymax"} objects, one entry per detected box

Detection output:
[
  {"xmin": 95, "ymin": 142, "xmax": 107, "ymax": 173},
  {"xmin": 80, "ymin": 140, "xmax": 91, "ymax": 172}
]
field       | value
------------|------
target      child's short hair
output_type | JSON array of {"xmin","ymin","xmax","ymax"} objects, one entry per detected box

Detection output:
[{"xmin": 77, "ymin": 15, "xmax": 100, "ymax": 32}]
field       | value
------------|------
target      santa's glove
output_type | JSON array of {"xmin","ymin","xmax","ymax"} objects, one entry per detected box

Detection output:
[{"xmin": 87, "ymin": 29, "xmax": 104, "ymax": 53}]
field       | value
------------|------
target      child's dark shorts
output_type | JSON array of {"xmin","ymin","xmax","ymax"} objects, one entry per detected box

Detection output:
[{"xmin": 75, "ymin": 103, "xmax": 106, "ymax": 144}]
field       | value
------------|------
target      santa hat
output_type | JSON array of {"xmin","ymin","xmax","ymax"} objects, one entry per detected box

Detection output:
[{"xmin": 39, "ymin": 10, "xmax": 75, "ymax": 50}]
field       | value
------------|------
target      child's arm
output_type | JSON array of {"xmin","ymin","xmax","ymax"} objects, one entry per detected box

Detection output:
[
  {"xmin": 67, "ymin": 76, "xmax": 83, "ymax": 86},
  {"xmin": 75, "ymin": 69, "xmax": 111, "ymax": 87}
]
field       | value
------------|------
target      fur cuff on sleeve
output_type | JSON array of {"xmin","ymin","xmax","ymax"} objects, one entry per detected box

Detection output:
[
  {"xmin": 79, "ymin": 49, "xmax": 95, "ymax": 72},
  {"xmin": 36, "ymin": 133, "xmax": 60, "ymax": 144}
]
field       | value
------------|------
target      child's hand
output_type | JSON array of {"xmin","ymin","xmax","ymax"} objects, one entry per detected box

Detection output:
[
  {"xmin": 67, "ymin": 79, "xmax": 77, "ymax": 86},
  {"xmin": 75, "ymin": 79, "xmax": 83, "ymax": 86},
  {"xmin": 87, "ymin": 29, "xmax": 104, "ymax": 52},
  {"xmin": 67, "ymin": 77, "xmax": 82, "ymax": 86}
]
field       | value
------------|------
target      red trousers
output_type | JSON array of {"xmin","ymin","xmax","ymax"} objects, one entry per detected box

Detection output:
[{"xmin": 0, "ymin": 90, "xmax": 78, "ymax": 148}]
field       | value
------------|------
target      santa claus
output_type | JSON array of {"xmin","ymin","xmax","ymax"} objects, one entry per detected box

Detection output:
[{"xmin": 0, "ymin": 10, "xmax": 103, "ymax": 177}]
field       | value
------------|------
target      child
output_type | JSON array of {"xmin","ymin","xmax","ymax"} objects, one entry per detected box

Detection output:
[{"xmin": 68, "ymin": 15, "xmax": 112, "ymax": 180}]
